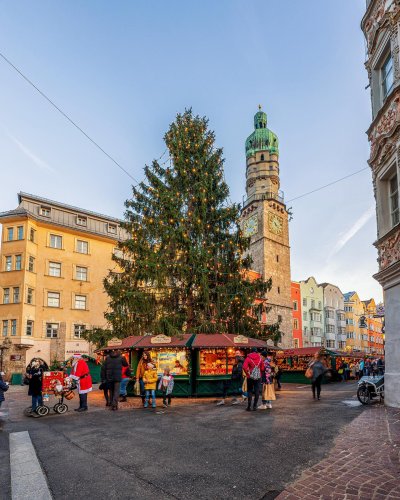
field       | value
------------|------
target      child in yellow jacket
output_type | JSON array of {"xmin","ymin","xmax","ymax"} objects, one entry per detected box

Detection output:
[{"xmin": 143, "ymin": 362, "xmax": 158, "ymax": 408}]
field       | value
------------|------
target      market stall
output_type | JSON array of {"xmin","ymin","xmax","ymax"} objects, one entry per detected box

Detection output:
[
  {"xmin": 191, "ymin": 333, "xmax": 268, "ymax": 396},
  {"xmin": 276, "ymin": 347, "xmax": 334, "ymax": 384},
  {"xmin": 132, "ymin": 334, "xmax": 195, "ymax": 397}
]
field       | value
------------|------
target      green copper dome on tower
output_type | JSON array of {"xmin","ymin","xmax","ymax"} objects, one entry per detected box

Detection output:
[{"xmin": 245, "ymin": 106, "xmax": 279, "ymax": 158}]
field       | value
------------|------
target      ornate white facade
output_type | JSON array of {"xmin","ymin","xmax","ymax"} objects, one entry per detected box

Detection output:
[{"xmin": 362, "ymin": 0, "xmax": 400, "ymax": 407}]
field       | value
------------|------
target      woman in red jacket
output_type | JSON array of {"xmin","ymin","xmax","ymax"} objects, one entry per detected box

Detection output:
[{"xmin": 243, "ymin": 348, "xmax": 265, "ymax": 411}]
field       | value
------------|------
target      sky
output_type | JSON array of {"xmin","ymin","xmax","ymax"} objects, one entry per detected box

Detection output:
[{"xmin": 0, "ymin": 0, "xmax": 382, "ymax": 302}]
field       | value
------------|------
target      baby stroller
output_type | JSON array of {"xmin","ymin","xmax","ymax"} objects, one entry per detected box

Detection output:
[{"xmin": 24, "ymin": 371, "xmax": 76, "ymax": 417}]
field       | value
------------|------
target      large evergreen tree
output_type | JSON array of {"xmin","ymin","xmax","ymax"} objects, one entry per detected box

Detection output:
[{"xmin": 103, "ymin": 109, "xmax": 280, "ymax": 340}]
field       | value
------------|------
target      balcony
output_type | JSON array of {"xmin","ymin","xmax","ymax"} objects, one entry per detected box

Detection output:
[
  {"xmin": 324, "ymin": 332, "xmax": 336, "ymax": 341},
  {"xmin": 325, "ymin": 317, "xmax": 335, "ymax": 326},
  {"xmin": 310, "ymin": 336, "xmax": 322, "ymax": 344},
  {"xmin": 243, "ymin": 191, "xmax": 284, "ymax": 208}
]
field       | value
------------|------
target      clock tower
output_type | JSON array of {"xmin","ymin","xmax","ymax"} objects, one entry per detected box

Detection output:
[{"xmin": 241, "ymin": 107, "xmax": 292, "ymax": 347}]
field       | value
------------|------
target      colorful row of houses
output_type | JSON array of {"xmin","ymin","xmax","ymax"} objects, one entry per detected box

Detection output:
[{"xmin": 291, "ymin": 277, "xmax": 384, "ymax": 354}]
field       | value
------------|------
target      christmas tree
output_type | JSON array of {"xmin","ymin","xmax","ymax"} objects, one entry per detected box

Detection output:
[{"xmin": 103, "ymin": 109, "xmax": 281, "ymax": 341}]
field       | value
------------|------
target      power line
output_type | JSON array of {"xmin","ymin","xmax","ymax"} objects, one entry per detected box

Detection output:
[
  {"xmin": 0, "ymin": 50, "xmax": 162, "ymax": 185},
  {"xmin": 286, "ymin": 167, "xmax": 370, "ymax": 203}
]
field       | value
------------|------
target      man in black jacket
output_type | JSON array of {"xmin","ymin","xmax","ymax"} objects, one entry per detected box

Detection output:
[{"xmin": 101, "ymin": 350, "xmax": 123, "ymax": 410}]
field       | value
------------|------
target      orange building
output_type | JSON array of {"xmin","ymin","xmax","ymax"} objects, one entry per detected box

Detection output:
[
  {"xmin": 362, "ymin": 299, "xmax": 384, "ymax": 355},
  {"xmin": 291, "ymin": 282, "xmax": 303, "ymax": 348}
]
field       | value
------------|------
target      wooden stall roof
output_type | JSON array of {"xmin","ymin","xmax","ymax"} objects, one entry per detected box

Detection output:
[
  {"xmin": 133, "ymin": 334, "xmax": 194, "ymax": 349},
  {"xmin": 95, "ymin": 336, "xmax": 144, "ymax": 353},
  {"xmin": 191, "ymin": 333, "xmax": 267, "ymax": 349},
  {"xmin": 277, "ymin": 347, "xmax": 325, "ymax": 357}
]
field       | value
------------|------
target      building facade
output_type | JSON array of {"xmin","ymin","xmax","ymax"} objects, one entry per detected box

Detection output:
[
  {"xmin": 291, "ymin": 282, "xmax": 303, "ymax": 348},
  {"xmin": 344, "ymin": 291, "xmax": 369, "ymax": 353},
  {"xmin": 362, "ymin": 298, "xmax": 385, "ymax": 355},
  {"xmin": 321, "ymin": 283, "xmax": 346, "ymax": 350},
  {"xmin": 299, "ymin": 277, "xmax": 324, "ymax": 347},
  {"xmin": 241, "ymin": 107, "xmax": 292, "ymax": 347},
  {"xmin": 362, "ymin": 0, "xmax": 400, "ymax": 406},
  {"xmin": 0, "ymin": 193, "xmax": 123, "ymax": 377}
]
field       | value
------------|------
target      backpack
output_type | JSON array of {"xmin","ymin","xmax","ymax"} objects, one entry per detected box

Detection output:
[{"xmin": 249, "ymin": 358, "xmax": 261, "ymax": 380}]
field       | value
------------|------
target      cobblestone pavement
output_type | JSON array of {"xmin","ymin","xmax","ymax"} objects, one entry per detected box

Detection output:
[{"xmin": 277, "ymin": 404, "xmax": 400, "ymax": 500}]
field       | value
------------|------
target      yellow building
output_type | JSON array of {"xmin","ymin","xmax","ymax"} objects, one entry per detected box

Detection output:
[
  {"xmin": 362, "ymin": 298, "xmax": 384, "ymax": 355},
  {"xmin": 344, "ymin": 291, "xmax": 369, "ymax": 353},
  {"xmin": 0, "ymin": 193, "xmax": 123, "ymax": 378}
]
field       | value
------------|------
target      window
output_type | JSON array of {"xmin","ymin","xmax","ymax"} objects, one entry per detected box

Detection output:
[
  {"xmin": 5, "ymin": 256, "xmax": 12, "ymax": 271},
  {"xmin": 15, "ymin": 255, "xmax": 22, "ymax": 270},
  {"xmin": 326, "ymin": 325, "xmax": 335, "ymax": 334},
  {"xmin": 76, "ymin": 240, "xmax": 88, "ymax": 254},
  {"xmin": 302, "ymin": 298, "xmax": 307, "ymax": 306},
  {"xmin": 390, "ymin": 174, "xmax": 399, "ymax": 226},
  {"xmin": 347, "ymin": 332, "xmax": 354, "ymax": 339},
  {"xmin": 382, "ymin": 52, "xmax": 394, "ymax": 98},
  {"xmin": 46, "ymin": 323, "xmax": 58, "ymax": 338},
  {"xmin": 339, "ymin": 341, "xmax": 346, "ymax": 350},
  {"xmin": 276, "ymin": 255, "xmax": 279, "ymax": 263},
  {"xmin": 28, "ymin": 256, "xmax": 35, "ymax": 272},
  {"xmin": 47, "ymin": 292, "xmax": 60, "ymax": 308},
  {"xmin": 7, "ymin": 227, "xmax": 14, "ymax": 241},
  {"xmin": 76, "ymin": 216, "xmax": 87, "ymax": 226},
  {"xmin": 293, "ymin": 338, "xmax": 299, "ymax": 348},
  {"xmin": 318, "ymin": 301, "xmax": 322, "ymax": 309},
  {"xmin": 260, "ymin": 154, "xmax": 264, "ymax": 161},
  {"xmin": 27, "ymin": 288, "xmax": 34, "ymax": 305},
  {"xmin": 40, "ymin": 206, "xmax": 51, "ymax": 217},
  {"xmin": 29, "ymin": 228, "xmax": 36, "ymax": 242},
  {"xmin": 74, "ymin": 324, "xmax": 86, "ymax": 338},
  {"xmin": 293, "ymin": 301, "xmax": 298, "ymax": 311},
  {"xmin": 326, "ymin": 340, "xmax": 335, "ymax": 348},
  {"xmin": 293, "ymin": 319, "xmax": 299, "ymax": 330},
  {"xmin": 13, "ymin": 287, "xmax": 20, "ymax": 303},
  {"xmin": 2, "ymin": 320, "xmax": 8, "ymax": 336},
  {"xmin": 3, "ymin": 288, "xmax": 10, "ymax": 304},
  {"xmin": 49, "ymin": 262, "xmax": 61, "ymax": 277},
  {"xmin": 49, "ymin": 234, "xmax": 62, "ymax": 249},
  {"xmin": 303, "ymin": 311, "xmax": 307, "ymax": 321},
  {"xmin": 11, "ymin": 319, "xmax": 17, "ymax": 336},
  {"xmin": 277, "ymin": 286, "xmax": 280, "ymax": 294},
  {"xmin": 108, "ymin": 224, "xmax": 117, "ymax": 234},
  {"xmin": 17, "ymin": 226, "xmax": 23, "ymax": 240},
  {"xmin": 75, "ymin": 266, "xmax": 88, "ymax": 281},
  {"xmin": 303, "ymin": 326, "xmax": 308, "ymax": 335},
  {"xmin": 311, "ymin": 299, "xmax": 315, "ymax": 308},
  {"xmin": 75, "ymin": 295, "xmax": 87, "ymax": 310},
  {"xmin": 26, "ymin": 320, "xmax": 33, "ymax": 336}
]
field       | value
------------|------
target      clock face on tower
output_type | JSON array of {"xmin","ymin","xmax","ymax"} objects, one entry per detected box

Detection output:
[
  {"xmin": 268, "ymin": 212, "xmax": 283, "ymax": 235},
  {"xmin": 243, "ymin": 214, "xmax": 258, "ymax": 237}
]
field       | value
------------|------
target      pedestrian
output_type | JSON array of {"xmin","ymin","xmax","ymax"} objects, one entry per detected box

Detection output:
[
  {"xmin": 158, "ymin": 367, "xmax": 174, "ymax": 407},
  {"xmin": 70, "ymin": 354, "xmax": 92, "ymax": 412},
  {"xmin": 136, "ymin": 351, "xmax": 151, "ymax": 405},
  {"xmin": 0, "ymin": 371, "xmax": 9, "ymax": 410},
  {"xmin": 216, "ymin": 351, "xmax": 245, "ymax": 406},
  {"xmin": 27, "ymin": 359, "xmax": 44, "ymax": 413},
  {"xmin": 100, "ymin": 358, "xmax": 112, "ymax": 407},
  {"xmin": 275, "ymin": 363, "xmax": 282, "ymax": 390},
  {"xmin": 352, "ymin": 362, "xmax": 359, "ymax": 380},
  {"xmin": 259, "ymin": 351, "xmax": 276, "ymax": 410},
  {"xmin": 308, "ymin": 353, "xmax": 326, "ymax": 401},
  {"xmin": 338, "ymin": 361, "xmax": 345, "ymax": 382},
  {"xmin": 377, "ymin": 357, "xmax": 384, "ymax": 375},
  {"xmin": 243, "ymin": 347, "xmax": 265, "ymax": 411},
  {"xmin": 119, "ymin": 357, "xmax": 132, "ymax": 403},
  {"xmin": 143, "ymin": 362, "xmax": 158, "ymax": 409},
  {"xmin": 344, "ymin": 362, "xmax": 351, "ymax": 382},
  {"xmin": 365, "ymin": 359, "xmax": 372, "ymax": 376},
  {"xmin": 359, "ymin": 359, "xmax": 365, "ymax": 379},
  {"xmin": 101, "ymin": 350, "xmax": 122, "ymax": 411}
]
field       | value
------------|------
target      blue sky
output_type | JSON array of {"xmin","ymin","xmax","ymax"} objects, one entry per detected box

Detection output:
[{"xmin": 0, "ymin": 0, "xmax": 381, "ymax": 301}]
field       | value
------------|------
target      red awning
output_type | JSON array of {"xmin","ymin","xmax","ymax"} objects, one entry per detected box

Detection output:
[
  {"xmin": 133, "ymin": 334, "xmax": 194, "ymax": 349},
  {"xmin": 191, "ymin": 333, "xmax": 267, "ymax": 349}
]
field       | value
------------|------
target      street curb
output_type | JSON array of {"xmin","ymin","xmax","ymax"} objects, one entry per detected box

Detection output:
[{"xmin": 9, "ymin": 431, "xmax": 52, "ymax": 499}]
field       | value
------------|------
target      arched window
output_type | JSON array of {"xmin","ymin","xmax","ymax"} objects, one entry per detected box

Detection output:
[{"xmin": 260, "ymin": 154, "xmax": 264, "ymax": 161}]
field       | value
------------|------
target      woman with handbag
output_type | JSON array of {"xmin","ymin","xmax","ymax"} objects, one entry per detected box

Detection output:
[
  {"xmin": 259, "ymin": 351, "xmax": 276, "ymax": 410},
  {"xmin": 307, "ymin": 353, "xmax": 327, "ymax": 401},
  {"xmin": 136, "ymin": 352, "xmax": 152, "ymax": 405}
]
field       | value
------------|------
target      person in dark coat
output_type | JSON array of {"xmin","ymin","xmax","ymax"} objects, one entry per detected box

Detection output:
[
  {"xmin": 308, "ymin": 353, "xmax": 327, "ymax": 401},
  {"xmin": 101, "ymin": 350, "xmax": 123, "ymax": 410},
  {"xmin": 0, "ymin": 371, "xmax": 9, "ymax": 409},
  {"xmin": 27, "ymin": 360, "xmax": 43, "ymax": 412},
  {"xmin": 216, "ymin": 351, "xmax": 245, "ymax": 406}
]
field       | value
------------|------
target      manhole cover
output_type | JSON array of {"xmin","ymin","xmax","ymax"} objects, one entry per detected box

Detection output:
[{"xmin": 342, "ymin": 400, "xmax": 362, "ymax": 407}]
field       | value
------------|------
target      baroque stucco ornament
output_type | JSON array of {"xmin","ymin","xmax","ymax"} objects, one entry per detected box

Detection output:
[
  {"xmin": 369, "ymin": 96, "xmax": 400, "ymax": 164},
  {"xmin": 378, "ymin": 228, "xmax": 400, "ymax": 269}
]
